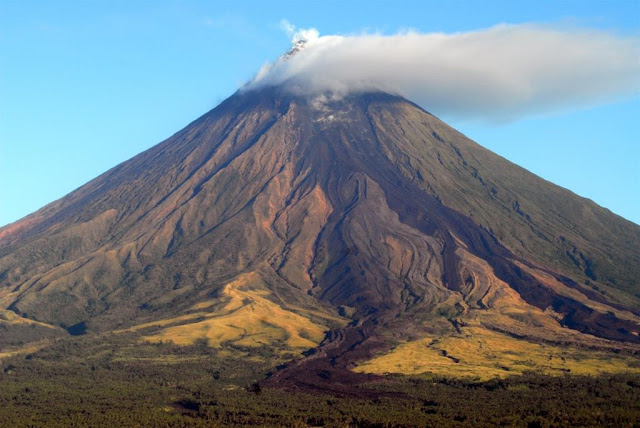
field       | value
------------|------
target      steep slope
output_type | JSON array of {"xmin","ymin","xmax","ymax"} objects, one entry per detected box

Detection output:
[{"xmin": 1, "ymin": 88, "xmax": 639, "ymax": 373}]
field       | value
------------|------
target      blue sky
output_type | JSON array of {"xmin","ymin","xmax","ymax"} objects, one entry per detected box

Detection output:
[{"xmin": 1, "ymin": 0, "xmax": 638, "ymax": 226}]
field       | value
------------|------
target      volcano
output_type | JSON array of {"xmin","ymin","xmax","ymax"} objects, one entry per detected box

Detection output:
[{"xmin": 1, "ymin": 87, "xmax": 639, "ymax": 387}]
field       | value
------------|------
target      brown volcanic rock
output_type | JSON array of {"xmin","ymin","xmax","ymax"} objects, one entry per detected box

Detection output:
[{"xmin": 1, "ymin": 88, "xmax": 639, "ymax": 363}]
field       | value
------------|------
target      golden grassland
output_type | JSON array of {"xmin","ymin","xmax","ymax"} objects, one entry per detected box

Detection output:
[
  {"xmin": 116, "ymin": 313, "xmax": 207, "ymax": 333},
  {"xmin": 0, "ymin": 343, "xmax": 46, "ymax": 361},
  {"xmin": 0, "ymin": 309, "xmax": 57, "ymax": 329},
  {"xmin": 354, "ymin": 326, "xmax": 640, "ymax": 381},
  {"xmin": 141, "ymin": 272, "xmax": 332, "ymax": 352}
]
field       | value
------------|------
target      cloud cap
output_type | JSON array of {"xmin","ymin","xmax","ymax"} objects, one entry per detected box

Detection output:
[{"xmin": 247, "ymin": 23, "xmax": 640, "ymax": 122}]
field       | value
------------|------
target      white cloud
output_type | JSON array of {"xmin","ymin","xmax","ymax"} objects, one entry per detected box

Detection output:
[
  {"xmin": 246, "ymin": 24, "xmax": 640, "ymax": 122},
  {"xmin": 279, "ymin": 19, "xmax": 320, "ymax": 44}
]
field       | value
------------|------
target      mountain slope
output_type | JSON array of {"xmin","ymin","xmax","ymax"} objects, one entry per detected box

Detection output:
[{"xmin": 1, "ymin": 88, "xmax": 639, "ymax": 376}]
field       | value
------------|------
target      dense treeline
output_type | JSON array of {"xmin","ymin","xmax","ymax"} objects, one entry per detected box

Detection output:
[{"xmin": 1, "ymin": 334, "xmax": 639, "ymax": 427}]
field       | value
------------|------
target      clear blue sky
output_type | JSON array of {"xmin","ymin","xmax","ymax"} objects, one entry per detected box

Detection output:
[{"xmin": 1, "ymin": 0, "xmax": 639, "ymax": 226}]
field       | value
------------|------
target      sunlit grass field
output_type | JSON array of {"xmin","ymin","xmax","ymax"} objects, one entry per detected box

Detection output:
[{"xmin": 355, "ymin": 326, "xmax": 640, "ymax": 380}]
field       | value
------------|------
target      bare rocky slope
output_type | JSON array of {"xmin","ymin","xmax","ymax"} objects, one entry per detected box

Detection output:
[{"xmin": 1, "ymin": 88, "xmax": 639, "ymax": 383}]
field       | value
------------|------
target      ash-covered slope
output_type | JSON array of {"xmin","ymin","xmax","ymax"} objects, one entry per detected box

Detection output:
[{"xmin": 1, "ymin": 88, "xmax": 639, "ymax": 360}]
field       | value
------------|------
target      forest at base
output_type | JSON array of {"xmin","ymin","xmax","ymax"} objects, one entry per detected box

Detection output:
[{"xmin": 1, "ymin": 333, "xmax": 639, "ymax": 427}]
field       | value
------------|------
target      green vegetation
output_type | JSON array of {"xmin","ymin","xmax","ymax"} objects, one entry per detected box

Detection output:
[{"xmin": 1, "ymin": 334, "xmax": 639, "ymax": 427}]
